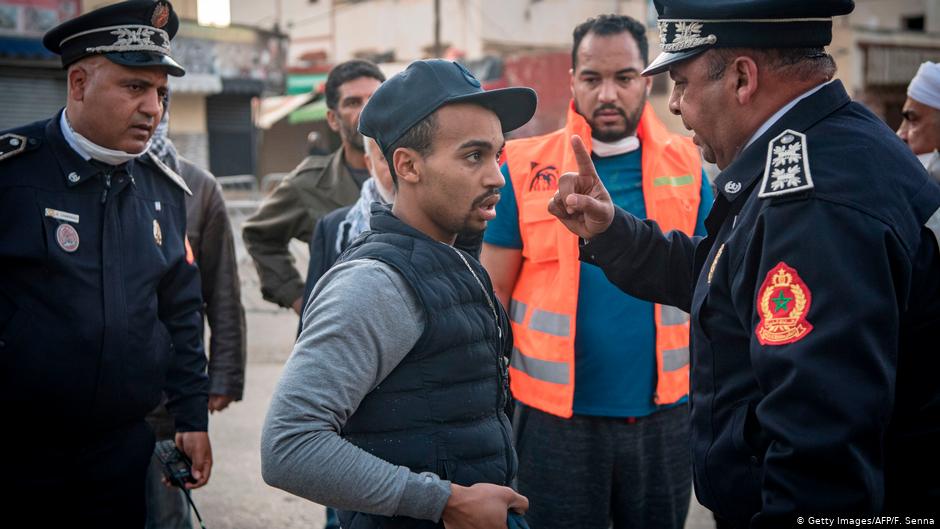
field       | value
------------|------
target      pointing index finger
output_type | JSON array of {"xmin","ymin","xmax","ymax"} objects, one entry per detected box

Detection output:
[{"xmin": 570, "ymin": 135, "xmax": 597, "ymax": 180}]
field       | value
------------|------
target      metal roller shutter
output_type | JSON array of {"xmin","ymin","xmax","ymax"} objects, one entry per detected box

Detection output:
[
  {"xmin": 206, "ymin": 93, "xmax": 256, "ymax": 177},
  {"xmin": 0, "ymin": 72, "xmax": 67, "ymax": 131}
]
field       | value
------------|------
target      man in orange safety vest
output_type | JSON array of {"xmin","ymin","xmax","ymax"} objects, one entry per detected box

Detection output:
[{"xmin": 481, "ymin": 14, "xmax": 713, "ymax": 529}]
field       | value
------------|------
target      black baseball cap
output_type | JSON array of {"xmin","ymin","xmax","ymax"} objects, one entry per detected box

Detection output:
[
  {"xmin": 643, "ymin": 0, "xmax": 855, "ymax": 76},
  {"xmin": 43, "ymin": 0, "xmax": 185, "ymax": 77},
  {"xmin": 359, "ymin": 59, "xmax": 537, "ymax": 157}
]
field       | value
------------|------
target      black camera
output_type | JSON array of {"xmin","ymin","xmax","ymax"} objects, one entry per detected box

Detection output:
[{"xmin": 154, "ymin": 439, "xmax": 197, "ymax": 488}]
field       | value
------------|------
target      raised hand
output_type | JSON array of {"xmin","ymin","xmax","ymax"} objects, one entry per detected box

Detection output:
[{"xmin": 547, "ymin": 135, "xmax": 615, "ymax": 240}]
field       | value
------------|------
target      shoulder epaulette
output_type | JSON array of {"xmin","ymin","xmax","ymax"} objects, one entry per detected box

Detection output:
[
  {"xmin": 0, "ymin": 133, "xmax": 33, "ymax": 162},
  {"xmin": 146, "ymin": 151, "xmax": 192, "ymax": 196},
  {"xmin": 758, "ymin": 129, "xmax": 814, "ymax": 199}
]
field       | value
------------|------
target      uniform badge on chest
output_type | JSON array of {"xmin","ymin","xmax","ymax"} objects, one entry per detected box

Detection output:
[
  {"xmin": 55, "ymin": 224, "xmax": 80, "ymax": 253},
  {"xmin": 153, "ymin": 219, "xmax": 163, "ymax": 246}
]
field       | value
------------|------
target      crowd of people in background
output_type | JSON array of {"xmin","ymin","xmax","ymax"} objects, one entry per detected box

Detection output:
[{"xmin": 2, "ymin": 0, "xmax": 939, "ymax": 528}]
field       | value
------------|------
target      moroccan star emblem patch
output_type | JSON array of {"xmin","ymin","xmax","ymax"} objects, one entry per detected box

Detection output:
[{"xmin": 755, "ymin": 262, "xmax": 814, "ymax": 346}]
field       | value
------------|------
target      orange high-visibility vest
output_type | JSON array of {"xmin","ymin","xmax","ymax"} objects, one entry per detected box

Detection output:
[{"xmin": 504, "ymin": 101, "xmax": 703, "ymax": 418}]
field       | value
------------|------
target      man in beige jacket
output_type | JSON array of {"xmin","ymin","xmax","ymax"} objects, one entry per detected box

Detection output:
[{"xmin": 243, "ymin": 60, "xmax": 385, "ymax": 313}]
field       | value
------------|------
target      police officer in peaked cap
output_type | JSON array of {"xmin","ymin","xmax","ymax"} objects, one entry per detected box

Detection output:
[
  {"xmin": 548, "ymin": 0, "xmax": 940, "ymax": 525},
  {"xmin": 0, "ymin": 1, "xmax": 211, "ymax": 525}
]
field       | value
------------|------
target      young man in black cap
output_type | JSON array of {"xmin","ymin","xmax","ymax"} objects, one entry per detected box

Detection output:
[
  {"xmin": 550, "ymin": 0, "xmax": 940, "ymax": 525},
  {"xmin": 262, "ymin": 59, "xmax": 536, "ymax": 529},
  {"xmin": 0, "ymin": 1, "xmax": 210, "ymax": 525}
]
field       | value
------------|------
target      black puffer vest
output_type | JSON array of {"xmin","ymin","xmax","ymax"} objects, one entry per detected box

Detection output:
[{"xmin": 336, "ymin": 206, "xmax": 514, "ymax": 529}]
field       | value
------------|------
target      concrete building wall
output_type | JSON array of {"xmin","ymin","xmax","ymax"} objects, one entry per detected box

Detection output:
[
  {"xmin": 232, "ymin": 0, "xmax": 657, "ymax": 66},
  {"xmin": 169, "ymin": 93, "xmax": 209, "ymax": 168},
  {"xmin": 170, "ymin": 93, "xmax": 207, "ymax": 133},
  {"xmin": 852, "ymin": 0, "xmax": 931, "ymax": 31},
  {"xmin": 83, "ymin": 0, "xmax": 198, "ymax": 18},
  {"xmin": 231, "ymin": 0, "xmax": 332, "ymax": 64},
  {"xmin": 477, "ymin": 0, "xmax": 647, "ymax": 53},
  {"xmin": 329, "ymin": 0, "xmax": 651, "ymax": 62},
  {"xmin": 332, "ymin": 0, "xmax": 476, "ymax": 61}
]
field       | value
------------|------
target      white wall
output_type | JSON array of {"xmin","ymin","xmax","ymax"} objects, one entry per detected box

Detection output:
[
  {"xmin": 83, "ymin": 0, "xmax": 198, "ymax": 19},
  {"xmin": 477, "ymin": 0, "xmax": 646, "ymax": 51},
  {"xmin": 231, "ymin": 0, "xmax": 657, "ymax": 67},
  {"xmin": 331, "ymin": 0, "xmax": 476, "ymax": 61},
  {"xmin": 331, "ymin": 0, "xmax": 651, "ymax": 62},
  {"xmin": 231, "ymin": 0, "xmax": 333, "ymax": 64}
]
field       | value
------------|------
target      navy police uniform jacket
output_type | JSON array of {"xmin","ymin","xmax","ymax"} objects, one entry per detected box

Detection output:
[
  {"xmin": 0, "ymin": 112, "xmax": 209, "ymax": 435},
  {"xmin": 582, "ymin": 81, "xmax": 940, "ymax": 525}
]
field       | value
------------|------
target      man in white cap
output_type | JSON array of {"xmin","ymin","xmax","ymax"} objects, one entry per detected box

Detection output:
[{"xmin": 898, "ymin": 61, "xmax": 940, "ymax": 181}]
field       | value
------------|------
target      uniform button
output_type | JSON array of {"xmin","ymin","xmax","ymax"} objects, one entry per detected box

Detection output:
[
  {"xmin": 750, "ymin": 456, "xmax": 758, "ymax": 465},
  {"xmin": 9, "ymin": 138, "xmax": 20, "ymax": 147},
  {"xmin": 67, "ymin": 172, "xmax": 80, "ymax": 183}
]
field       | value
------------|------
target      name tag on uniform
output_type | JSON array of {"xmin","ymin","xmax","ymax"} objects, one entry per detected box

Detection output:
[{"xmin": 44, "ymin": 208, "xmax": 80, "ymax": 224}]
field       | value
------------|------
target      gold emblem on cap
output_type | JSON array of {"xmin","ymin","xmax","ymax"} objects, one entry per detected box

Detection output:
[
  {"xmin": 152, "ymin": 2, "xmax": 170, "ymax": 29},
  {"xmin": 153, "ymin": 219, "xmax": 163, "ymax": 246}
]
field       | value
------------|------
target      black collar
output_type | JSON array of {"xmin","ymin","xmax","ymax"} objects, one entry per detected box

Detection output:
[
  {"xmin": 45, "ymin": 109, "xmax": 135, "ymax": 187},
  {"xmin": 46, "ymin": 109, "xmax": 101, "ymax": 187},
  {"xmin": 713, "ymin": 80, "xmax": 851, "ymax": 203}
]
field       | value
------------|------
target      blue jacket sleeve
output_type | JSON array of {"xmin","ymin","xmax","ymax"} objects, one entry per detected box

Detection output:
[
  {"xmin": 746, "ymin": 199, "xmax": 903, "ymax": 523},
  {"xmin": 580, "ymin": 207, "xmax": 701, "ymax": 312}
]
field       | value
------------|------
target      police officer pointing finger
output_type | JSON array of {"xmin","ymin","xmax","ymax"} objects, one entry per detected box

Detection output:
[
  {"xmin": 552, "ymin": 0, "xmax": 940, "ymax": 525},
  {"xmin": 0, "ymin": 1, "xmax": 210, "ymax": 525}
]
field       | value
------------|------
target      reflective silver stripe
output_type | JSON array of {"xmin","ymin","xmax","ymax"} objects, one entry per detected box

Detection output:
[
  {"xmin": 511, "ymin": 348, "xmax": 570, "ymax": 385},
  {"xmin": 927, "ymin": 206, "xmax": 940, "ymax": 251},
  {"xmin": 660, "ymin": 305, "xmax": 690, "ymax": 326},
  {"xmin": 662, "ymin": 347, "xmax": 690, "ymax": 372},
  {"xmin": 509, "ymin": 299, "xmax": 528, "ymax": 324},
  {"xmin": 529, "ymin": 309, "xmax": 571, "ymax": 337}
]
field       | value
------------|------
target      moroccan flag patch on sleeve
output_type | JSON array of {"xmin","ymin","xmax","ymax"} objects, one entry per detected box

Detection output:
[{"xmin": 755, "ymin": 261, "xmax": 813, "ymax": 346}]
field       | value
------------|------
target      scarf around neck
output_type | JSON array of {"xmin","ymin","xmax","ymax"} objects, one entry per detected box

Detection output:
[
  {"xmin": 591, "ymin": 135, "xmax": 640, "ymax": 158},
  {"xmin": 336, "ymin": 177, "xmax": 389, "ymax": 254},
  {"xmin": 61, "ymin": 109, "xmax": 152, "ymax": 166}
]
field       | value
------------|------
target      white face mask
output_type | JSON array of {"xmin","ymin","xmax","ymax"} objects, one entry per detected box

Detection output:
[
  {"xmin": 916, "ymin": 150, "xmax": 938, "ymax": 170},
  {"xmin": 591, "ymin": 136, "xmax": 640, "ymax": 158},
  {"xmin": 62, "ymin": 109, "xmax": 152, "ymax": 166}
]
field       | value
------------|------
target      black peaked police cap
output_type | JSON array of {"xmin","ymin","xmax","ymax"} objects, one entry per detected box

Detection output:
[
  {"xmin": 43, "ymin": 0, "xmax": 185, "ymax": 77},
  {"xmin": 643, "ymin": 0, "xmax": 856, "ymax": 76},
  {"xmin": 359, "ymin": 59, "xmax": 537, "ymax": 159}
]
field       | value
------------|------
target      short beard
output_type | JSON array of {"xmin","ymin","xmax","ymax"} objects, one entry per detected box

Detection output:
[
  {"xmin": 582, "ymin": 94, "xmax": 646, "ymax": 143},
  {"xmin": 341, "ymin": 120, "xmax": 364, "ymax": 151}
]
